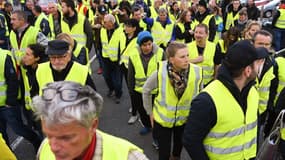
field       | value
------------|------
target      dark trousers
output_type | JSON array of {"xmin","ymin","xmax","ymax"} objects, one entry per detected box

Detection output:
[
  {"xmin": 102, "ymin": 58, "xmax": 122, "ymax": 98},
  {"xmin": 95, "ymin": 48, "xmax": 103, "ymax": 68},
  {"xmin": 23, "ymin": 108, "xmax": 44, "ymax": 139},
  {"xmin": 154, "ymin": 121, "xmax": 185, "ymax": 160},
  {"xmin": 131, "ymin": 91, "xmax": 151, "ymax": 128},
  {"xmin": 0, "ymin": 106, "xmax": 42, "ymax": 150},
  {"xmin": 280, "ymin": 139, "xmax": 285, "ymax": 159}
]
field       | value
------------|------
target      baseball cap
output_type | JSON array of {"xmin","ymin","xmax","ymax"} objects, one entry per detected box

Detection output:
[
  {"xmin": 46, "ymin": 40, "xmax": 69, "ymax": 55},
  {"xmin": 224, "ymin": 40, "xmax": 268, "ymax": 70}
]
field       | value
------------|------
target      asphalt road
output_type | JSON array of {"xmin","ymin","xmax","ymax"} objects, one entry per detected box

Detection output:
[{"xmin": 9, "ymin": 48, "xmax": 190, "ymax": 160}]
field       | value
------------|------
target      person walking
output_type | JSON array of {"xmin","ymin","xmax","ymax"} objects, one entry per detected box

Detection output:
[
  {"xmin": 143, "ymin": 42, "xmax": 203, "ymax": 160},
  {"xmin": 183, "ymin": 40, "xmax": 267, "ymax": 160},
  {"xmin": 34, "ymin": 81, "xmax": 149, "ymax": 160},
  {"xmin": 128, "ymin": 31, "xmax": 164, "ymax": 134}
]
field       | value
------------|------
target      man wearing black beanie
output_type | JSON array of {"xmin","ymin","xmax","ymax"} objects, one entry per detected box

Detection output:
[
  {"xmin": 193, "ymin": 0, "xmax": 216, "ymax": 42},
  {"xmin": 60, "ymin": 0, "xmax": 93, "ymax": 51}
]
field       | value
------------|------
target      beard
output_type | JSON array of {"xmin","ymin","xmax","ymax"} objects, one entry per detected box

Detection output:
[
  {"xmin": 63, "ymin": 10, "xmax": 70, "ymax": 17},
  {"xmin": 246, "ymin": 69, "xmax": 258, "ymax": 84},
  {"xmin": 51, "ymin": 64, "xmax": 67, "ymax": 72}
]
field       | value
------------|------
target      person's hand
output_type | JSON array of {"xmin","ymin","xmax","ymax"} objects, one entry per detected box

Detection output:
[
  {"xmin": 93, "ymin": 24, "xmax": 102, "ymax": 29},
  {"xmin": 150, "ymin": 114, "xmax": 154, "ymax": 128},
  {"xmin": 0, "ymin": 40, "xmax": 4, "ymax": 44},
  {"xmin": 189, "ymin": 30, "xmax": 194, "ymax": 35}
]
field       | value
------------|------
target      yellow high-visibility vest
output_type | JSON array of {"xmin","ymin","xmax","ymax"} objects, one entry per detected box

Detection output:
[
  {"xmin": 203, "ymin": 80, "xmax": 258, "ymax": 159},
  {"xmin": 119, "ymin": 37, "xmax": 138, "ymax": 68},
  {"xmin": 36, "ymin": 62, "xmax": 88, "ymax": 95},
  {"xmin": 151, "ymin": 20, "xmax": 174, "ymax": 47},
  {"xmin": 153, "ymin": 61, "xmax": 202, "ymax": 128},
  {"xmin": 275, "ymin": 57, "xmax": 285, "ymax": 104},
  {"xmin": 34, "ymin": 12, "xmax": 49, "ymax": 33},
  {"xmin": 100, "ymin": 27, "xmax": 122, "ymax": 61},
  {"xmin": 255, "ymin": 66, "xmax": 275, "ymax": 114},
  {"xmin": 0, "ymin": 51, "xmax": 8, "ymax": 106},
  {"xmin": 61, "ymin": 14, "xmax": 87, "ymax": 46},
  {"xmin": 10, "ymin": 26, "xmax": 38, "ymax": 65},
  {"xmin": 129, "ymin": 47, "xmax": 164, "ymax": 93},
  {"xmin": 38, "ymin": 130, "xmax": 143, "ymax": 160},
  {"xmin": 225, "ymin": 12, "xmax": 239, "ymax": 30},
  {"xmin": 275, "ymin": 9, "xmax": 285, "ymax": 29},
  {"xmin": 175, "ymin": 22, "xmax": 195, "ymax": 44},
  {"xmin": 188, "ymin": 41, "xmax": 216, "ymax": 85}
]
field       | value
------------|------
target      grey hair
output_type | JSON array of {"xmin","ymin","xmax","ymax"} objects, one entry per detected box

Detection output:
[
  {"xmin": 104, "ymin": 14, "xmax": 116, "ymax": 24},
  {"xmin": 158, "ymin": 7, "xmax": 168, "ymax": 15},
  {"xmin": 32, "ymin": 81, "xmax": 103, "ymax": 128}
]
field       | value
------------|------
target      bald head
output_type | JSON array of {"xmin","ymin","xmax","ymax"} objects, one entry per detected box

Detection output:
[{"xmin": 103, "ymin": 14, "xmax": 116, "ymax": 30}]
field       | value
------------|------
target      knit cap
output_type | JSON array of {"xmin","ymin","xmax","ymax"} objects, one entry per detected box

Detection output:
[{"xmin": 137, "ymin": 31, "xmax": 153, "ymax": 46}]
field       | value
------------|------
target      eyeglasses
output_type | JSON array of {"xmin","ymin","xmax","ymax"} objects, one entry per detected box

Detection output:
[
  {"xmin": 49, "ymin": 54, "xmax": 68, "ymax": 61},
  {"xmin": 42, "ymin": 88, "xmax": 85, "ymax": 102}
]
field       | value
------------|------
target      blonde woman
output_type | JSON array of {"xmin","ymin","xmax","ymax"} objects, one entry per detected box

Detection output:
[
  {"xmin": 242, "ymin": 20, "xmax": 261, "ymax": 40},
  {"xmin": 56, "ymin": 33, "xmax": 89, "ymax": 65}
]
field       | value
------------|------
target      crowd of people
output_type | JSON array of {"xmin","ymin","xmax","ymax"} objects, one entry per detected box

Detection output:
[{"xmin": 0, "ymin": 0, "xmax": 285, "ymax": 159}]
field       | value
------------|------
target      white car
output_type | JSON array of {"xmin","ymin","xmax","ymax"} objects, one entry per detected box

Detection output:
[{"xmin": 258, "ymin": 0, "xmax": 280, "ymax": 17}]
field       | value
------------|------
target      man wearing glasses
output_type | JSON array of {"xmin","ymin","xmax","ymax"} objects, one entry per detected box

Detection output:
[
  {"xmin": 33, "ymin": 81, "xmax": 149, "ymax": 160},
  {"xmin": 33, "ymin": 39, "xmax": 96, "ymax": 95}
]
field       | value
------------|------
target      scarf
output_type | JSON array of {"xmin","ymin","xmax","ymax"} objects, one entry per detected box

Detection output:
[
  {"xmin": 167, "ymin": 62, "xmax": 189, "ymax": 99},
  {"xmin": 82, "ymin": 134, "xmax": 96, "ymax": 160}
]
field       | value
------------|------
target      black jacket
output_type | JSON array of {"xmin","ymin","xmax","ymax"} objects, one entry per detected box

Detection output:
[
  {"xmin": 246, "ymin": 5, "xmax": 260, "ymax": 20},
  {"xmin": 183, "ymin": 64, "xmax": 256, "ymax": 160},
  {"xmin": 4, "ymin": 55, "xmax": 19, "ymax": 106}
]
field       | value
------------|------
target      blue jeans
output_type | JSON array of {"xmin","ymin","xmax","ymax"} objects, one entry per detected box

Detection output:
[
  {"xmin": 0, "ymin": 106, "xmax": 42, "ymax": 150},
  {"xmin": 274, "ymin": 28, "xmax": 285, "ymax": 51},
  {"xmin": 102, "ymin": 58, "xmax": 123, "ymax": 98}
]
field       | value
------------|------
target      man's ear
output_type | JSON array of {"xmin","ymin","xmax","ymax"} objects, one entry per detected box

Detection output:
[
  {"xmin": 91, "ymin": 118, "xmax": 99, "ymax": 132},
  {"xmin": 244, "ymin": 65, "xmax": 251, "ymax": 78}
]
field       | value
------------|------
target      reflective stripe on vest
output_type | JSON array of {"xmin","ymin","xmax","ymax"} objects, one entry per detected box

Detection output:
[
  {"xmin": 255, "ymin": 66, "xmax": 275, "ymax": 114},
  {"xmin": 34, "ymin": 13, "xmax": 48, "ymax": 32},
  {"xmin": 48, "ymin": 12, "xmax": 62, "ymax": 40},
  {"xmin": 188, "ymin": 41, "xmax": 216, "ymax": 85},
  {"xmin": 38, "ymin": 130, "xmax": 143, "ymax": 160},
  {"xmin": 129, "ymin": 47, "xmax": 164, "ymax": 93},
  {"xmin": 176, "ymin": 22, "xmax": 195, "ymax": 43},
  {"xmin": 119, "ymin": 37, "xmax": 138, "ymax": 68},
  {"xmin": 153, "ymin": 61, "xmax": 202, "ymax": 128},
  {"xmin": 151, "ymin": 20, "xmax": 174, "ymax": 46},
  {"xmin": 193, "ymin": 14, "xmax": 213, "ymax": 29},
  {"xmin": 275, "ymin": 9, "xmax": 285, "ymax": 29},
  {"xmin": 21, "ymin": 67, "xmax": 32, "ymax": 110},
  {"xmin": 73, "ymin": 42, "xmax": 89, "ymax": 63},
  {"xmin": 150, "ymin": 6, "xmax": 158, "ymax": 19},
  {"xmin": 36, "ymin": 62, "xmax": 88, "ymax": 95},
  {"xmin": 225, "ymin": 12, "xmax": 239, "ymax": 30},
  {"xmin": 100, "ymin": 27, "xmax": 121, "ymax": 61},
  {"xmin": 218, "ymin": 40, "xmax": 226, "ymax": 54},
  {"xmin": 10, "ymin": 26, "xmax": 38, "ymax": 65},
  {"xmin": 203, "ymin": 80, "xmax": 258, "ymax": 159},
  {"xmin": 61, "ymin": 14, "xmax": 86, "ymax": 46},
  {"xmin": 275, "ymin": 57, "xmax": 285, "ymax": 104},
  {"xmin": 0, "ymin": 13, "xmax": 9, "ymax": 36},
  {"xmin": 0, "ymin": 51, "xmax": 7, "ymax": 106},
  {"xmin": 214, "ymin": 16, "xmax": 223, "ymax": 44}
]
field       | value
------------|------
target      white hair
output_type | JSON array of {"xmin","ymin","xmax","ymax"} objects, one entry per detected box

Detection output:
[{"xmin": 32, "ymin": 81, "xmax": 103, "ymax": 128}]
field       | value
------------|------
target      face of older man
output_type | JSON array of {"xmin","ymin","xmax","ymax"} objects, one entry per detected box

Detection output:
[
  {"xmin": 11, "ymin": 13, "xmax": 24, "ymax": 30},
  {"xmin": 49, "ymin": 52, "xmax": 71, "ymax": 72},
  {"xmin": 42, "ymin": 120, "xmax": 97, "ymax": 160}
]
